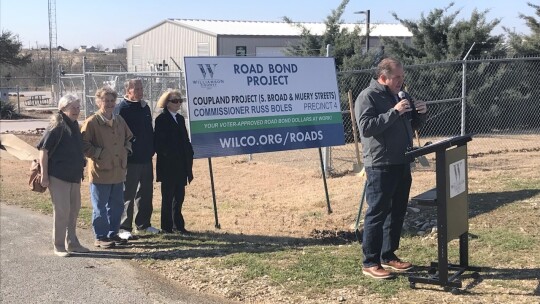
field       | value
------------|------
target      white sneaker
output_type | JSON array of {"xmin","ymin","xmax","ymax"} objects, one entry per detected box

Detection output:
[
  {"xmin": 118, "ymin": 230, "xmax": 133, "ymax": 240},
  {"xmin": 54, "ymin": 249, "xmax": 70, "ymax": 257},
  {"xmin": 145, "ymin": 226, "xmax": 161, "ymax": 234}
]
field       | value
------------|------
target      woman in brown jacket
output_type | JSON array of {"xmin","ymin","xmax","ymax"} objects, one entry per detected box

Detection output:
[{"xmin": 81, "ymin": 87, "xmax": 133, "ymax": 248}]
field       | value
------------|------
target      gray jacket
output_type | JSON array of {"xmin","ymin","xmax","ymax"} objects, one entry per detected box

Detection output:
[{"xmin": 354, "ymin": 79, "xmax": 426, "ymax": 167}]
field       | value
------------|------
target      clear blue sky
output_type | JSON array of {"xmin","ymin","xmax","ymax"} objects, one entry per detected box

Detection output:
[{"xmin": 0, "ymin": 0, "xmax": 534, "ymax": 50}]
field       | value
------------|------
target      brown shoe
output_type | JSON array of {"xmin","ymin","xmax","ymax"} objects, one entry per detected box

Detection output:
[
  {"xmin": 381, "ymin": 259, "xmax": 413, "ymax": 271},
  {"xmin": 94, "ymin": 238, "xmax": 115, "ymax": 249},
  {"xmin": 362, "ymin": 265, "xmax": 394, "ymax": 279}
]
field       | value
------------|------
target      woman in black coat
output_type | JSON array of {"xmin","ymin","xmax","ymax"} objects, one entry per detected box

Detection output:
[{"xmin": 154, "ymin": 90, "xmax": 194, "ymax": 234}]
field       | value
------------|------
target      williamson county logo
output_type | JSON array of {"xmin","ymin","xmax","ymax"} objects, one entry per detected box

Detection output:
[{"xmin": 193, "ymin": 63, "xmax": 225, "ymax": 90}]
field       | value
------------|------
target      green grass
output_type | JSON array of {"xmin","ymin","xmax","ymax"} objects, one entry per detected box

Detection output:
[
  {"xmin": 77, "ymin": 207, "xmax": 93, "ymax": 226},
  {"xmin": 201, "ymin": 212, "xmax": 539, "ymax": 298},
  {"xmin": 488, "ymin": 279, "xmax": 535, "ymax": 292},
  {"xmin": 476, "ymin": 228, "xmax": 536, "ymax": 251},
  {"xmin": 31, "ymin": 197, "xmax": 54, "ymax": 214},
  {"xmin": 215, "ymin": 245, "xmax": 404, "ymax": 297},
  {"xmin": 500, "ymin": 176, "xmax": 540, "ymax": 191}
]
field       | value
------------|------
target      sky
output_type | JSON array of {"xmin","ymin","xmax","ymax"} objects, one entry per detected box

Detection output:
[{"xmin": 0, "ymin": 0, "xmax": 535, "ymax": 50}]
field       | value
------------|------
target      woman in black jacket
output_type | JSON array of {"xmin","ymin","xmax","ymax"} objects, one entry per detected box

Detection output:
[{"xmin": 154, "ymin": 90, "xmax": 194, "ymax": 234}]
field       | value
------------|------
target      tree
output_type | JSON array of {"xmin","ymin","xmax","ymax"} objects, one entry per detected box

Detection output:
[
  {"xmin": 376, "ymin": 4, "xmax": 519, "ymax": 135},
  {"xmin": 0, "ymin": 31, "xmax": 31, "ymax": 66},
  {"xmin": 505, "ymin": 2, "xmax": 540, "ymax": 56},
  {"xmin": 283, "ymin": 0, "xmax": 373, "ymax": 69},
  {"xmin": 283, "ymin": 0, "xmax": 384, "ymax": 110},
  {"xmin": 383, "ymin": 2, "xmax": 505, "ymax": 63}
]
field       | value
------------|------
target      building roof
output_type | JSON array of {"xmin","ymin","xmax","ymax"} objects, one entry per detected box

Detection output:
[{"xmin": 126, "ymin": 19, "xmax": 412, "ymax": 41}]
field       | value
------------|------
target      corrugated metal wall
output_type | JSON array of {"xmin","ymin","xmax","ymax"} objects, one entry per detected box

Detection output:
[
  {"xmin": 217, "ymin": 36, "xmax": 301, "ymax": 57},
  {"xmin": 127, "ymin": 21, "xmax": 217, "ymax": 72}
]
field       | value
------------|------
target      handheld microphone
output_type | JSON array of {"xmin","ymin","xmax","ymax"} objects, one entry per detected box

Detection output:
[
  {"xmin": 398, "ymin": 91, "xmax": 415, "ymax": 120},
  {"xmin": 398, "ymin": 91, "xmax": 413, "ymax": 107}
]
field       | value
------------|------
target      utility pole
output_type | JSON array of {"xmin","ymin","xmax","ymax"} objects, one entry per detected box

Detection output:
[
  {"xmin": 354, "ymin": 9, "xmax": 370, "ymax": 53},
  {"xmin": 48, "ymin": 0, "xmax": 58, "ymax": 103}
]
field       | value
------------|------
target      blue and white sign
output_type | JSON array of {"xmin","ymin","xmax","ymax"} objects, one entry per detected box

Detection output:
[{"xmin": 184, "ymin": 56, "xmax": 345, "ymax": 158}]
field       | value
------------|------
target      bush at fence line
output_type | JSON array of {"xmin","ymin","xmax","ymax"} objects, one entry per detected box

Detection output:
[{"xmin": 0, "ymin": 100, "xmax": 17, "ymax": 119}]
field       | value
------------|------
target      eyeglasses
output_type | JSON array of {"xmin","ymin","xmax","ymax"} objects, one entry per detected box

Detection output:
[{"xmin": 168, "ymin": 98, "xmax": 184, "ymax": 104}]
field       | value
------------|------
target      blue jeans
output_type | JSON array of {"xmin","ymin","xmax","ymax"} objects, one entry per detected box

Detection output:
[
  {"xmin": 362, "ymin": 164, "xmax": 412, "ymax": 268},
  {"xmin": 90, "ymin": 183, "xmax": 124, "ymax": 240}
]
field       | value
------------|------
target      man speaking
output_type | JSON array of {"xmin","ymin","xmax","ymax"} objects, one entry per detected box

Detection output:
[{"xmin": 355, "ymin": 58, "xmax": 427, "ymax": 279}]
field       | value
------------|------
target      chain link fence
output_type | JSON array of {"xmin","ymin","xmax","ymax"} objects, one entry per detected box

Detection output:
[
  {"xmin": 329, "ymin": 56, "xmax": 540, "ymax": 174},
  {"xmin": 249, "ymin": 56, "xmax": 540, "ymax": 174},
  {"xmin": 59, "ymin": 71, "xmax": 184, "ymax": 118},
  {"xmin": 52, "ymin": 57, "xmax": 540, "ymax": 176}
]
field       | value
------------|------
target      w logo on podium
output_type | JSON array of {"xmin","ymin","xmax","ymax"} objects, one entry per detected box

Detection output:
[{"xmin": 197, "ymin": 64, "xmax": 218, "ymax": 79}]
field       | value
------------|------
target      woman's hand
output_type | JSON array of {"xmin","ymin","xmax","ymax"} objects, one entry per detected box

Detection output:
[{"xmin": 41, "ymin": 175, "xmax": 50, "ymax": 188}]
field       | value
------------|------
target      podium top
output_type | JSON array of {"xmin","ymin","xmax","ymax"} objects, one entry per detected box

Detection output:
[{"xmin": 405, "ymin": 134, "xmax": 473, "ymax": 158}]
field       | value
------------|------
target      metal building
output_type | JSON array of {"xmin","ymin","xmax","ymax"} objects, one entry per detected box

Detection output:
[{"xmin": 126, "ymin": 19, "xmax": 413, "ymax": 72}]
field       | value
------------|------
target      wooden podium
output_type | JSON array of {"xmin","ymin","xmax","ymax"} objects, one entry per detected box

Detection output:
[{"xmin": 405, "ymin": 134, "xmax": 481, "ymax": 294}]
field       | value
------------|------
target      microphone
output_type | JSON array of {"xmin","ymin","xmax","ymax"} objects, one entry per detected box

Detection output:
[
  {"xmin": 399, "ymin": 91, "xmax": 415, "ymax": 152},
  {"xmin": 398, "ymin": 91, "xmax": 415, "ymax": 120},
  {"xmin": 398, "ymin": 91, "xmax": 407, "ymax": 101}
]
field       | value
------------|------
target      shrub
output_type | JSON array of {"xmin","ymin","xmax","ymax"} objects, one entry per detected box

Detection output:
[{"xmin": 0, "ymin": 100, "xmax": 18, "ymax": 119}]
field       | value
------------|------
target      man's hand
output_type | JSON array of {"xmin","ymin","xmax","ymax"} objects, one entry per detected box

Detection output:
[
  {"xmin": 414, "ymin": 100, "xmax": 427, "ymax": 114},
  {"xmin": 394, "ymin": 99, "xmax": 413, "ymax": 115}
]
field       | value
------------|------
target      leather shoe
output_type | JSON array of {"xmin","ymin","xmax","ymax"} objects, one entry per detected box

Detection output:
[
  {"xmin": 381, "ymin": 259, "xmax": 413, "ymax": 271},
  {"xmin": 362, "ymin": 265, "xmax": 394, "ymax": 279}
]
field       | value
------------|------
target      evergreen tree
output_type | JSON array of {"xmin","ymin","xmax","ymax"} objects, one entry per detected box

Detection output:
[
  {"xmin": 283, "ymin": 0, "xmax": 372, "ymax": 69},
  {"xmin": 383, "ymin": 2, "xmax": 505, "ymax": 63},
  {"xmin": 0, "ymin": 31, "xmax": 31, "ymax": 66},
  {"xmin": 505, "ymin": 2, "xmax": 540, "ymax": 56}
]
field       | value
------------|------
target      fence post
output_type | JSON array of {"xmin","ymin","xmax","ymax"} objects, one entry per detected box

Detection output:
[
  {"xmin": 322, "ymin": 44, "xmax": 333, "ymax": 175},
  {"xmin": 16, "ymin": 86, "xmax": 20, "ymax": 114},
  {"xmin": 461, "ymin": 42, "xmax": 475, "ymax": 136},
  {"xmin": 82, "ymin": 56, "xmax": 90, "ymax": 118},
  {"xmin": 348, "ymin": 90, "xmax": 363, "ymax": 172}
]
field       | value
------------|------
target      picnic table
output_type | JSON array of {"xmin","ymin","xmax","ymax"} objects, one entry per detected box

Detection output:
[{"xmin": 24, "ymin": 95, "xmax": 51, "ymax": 106}]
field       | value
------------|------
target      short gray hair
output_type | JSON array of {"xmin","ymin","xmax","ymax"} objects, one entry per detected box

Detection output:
[
  {"xmin": 124, "ymin": 78, "xmax": 142, "ymax": 92},
  {"xmin": 58, "ymin": 94, "xmax": 80, "ymax": 111},
  {"xmin": 376, "ymin": 57, "xmax": 403, "ymax": 79}
]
